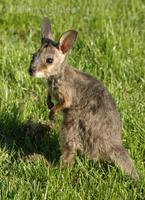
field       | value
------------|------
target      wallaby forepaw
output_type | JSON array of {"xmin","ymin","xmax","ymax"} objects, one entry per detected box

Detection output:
[
  {"xmin": 47, "ymin": 102, "xmax": 54, "ymax": 110},
  {"xmin": 49, "ymin": 110, "xmax": 55, "ymax": 120}
]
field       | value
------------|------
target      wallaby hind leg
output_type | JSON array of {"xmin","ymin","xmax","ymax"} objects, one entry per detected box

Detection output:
[
  {"xmin": 60, "ymin": 145, "xmax": 76, "ymax": 166},
  {"xmin": 60, "ymin": 121, "xmax": 78, "ymax": 166},
  {"xmin": 109, "ymin": 145, "xmax": 139, "ymax": 179}
]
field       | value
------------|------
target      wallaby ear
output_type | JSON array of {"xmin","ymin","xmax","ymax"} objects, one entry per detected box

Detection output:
[
  {"xmin": 41, "ymin": 17, "xmax": 53, "ymax": 40},
  {"xmin": 59, "ymin": 30, "xmax": 78, "ymax": 54}
]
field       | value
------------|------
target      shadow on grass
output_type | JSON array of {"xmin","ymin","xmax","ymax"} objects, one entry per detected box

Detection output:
[
  {"xmin": 0, "ymin": 108, "xmax": 118, "ymax": 173},
  {"xmin": 0, "ymin": 108, "xmax": 60, "ymax": 165},
  {"xmin": 0, "ymin": 107, "xmax": 126, "ymax": 178}
]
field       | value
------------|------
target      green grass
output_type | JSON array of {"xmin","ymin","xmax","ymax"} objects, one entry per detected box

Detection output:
[{"xmin": 0, "ymin": 0, "xmax": 145, "ymax": 199}]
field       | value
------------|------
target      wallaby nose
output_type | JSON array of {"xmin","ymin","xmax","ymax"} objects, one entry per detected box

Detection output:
[{"xmin": 29, "ymin": 67, "xmax": 36, "ymax": 76}]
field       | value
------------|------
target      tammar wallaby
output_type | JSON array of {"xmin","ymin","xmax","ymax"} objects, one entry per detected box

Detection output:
[{"xmin": 29, "ymin": 18, "xmax": 139, "ymax": 179}]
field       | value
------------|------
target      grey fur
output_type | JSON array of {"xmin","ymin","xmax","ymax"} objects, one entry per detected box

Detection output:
[{"xmin": 29, "ymin": 18, "xmax": 139, "ymax": 179}]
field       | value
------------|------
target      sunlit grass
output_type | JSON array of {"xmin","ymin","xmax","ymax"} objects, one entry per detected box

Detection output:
[{"xmin": 0, "ymin": 0, "xmax": 145, "ymax": 199}]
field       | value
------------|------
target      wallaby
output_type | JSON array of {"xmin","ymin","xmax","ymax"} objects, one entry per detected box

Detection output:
[{"xmin": 29, "ymin": 18, "xmax": 139, "ymax": 179}]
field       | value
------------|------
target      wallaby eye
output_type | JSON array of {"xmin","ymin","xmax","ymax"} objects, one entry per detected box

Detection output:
[{"xmin": 46, "ymin": 58, "xmax": 53, "ymax": 64}]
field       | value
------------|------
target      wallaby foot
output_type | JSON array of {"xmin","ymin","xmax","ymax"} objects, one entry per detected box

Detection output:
[{"xmin": 60, "ymin": 146, "xmax": 76, "ymax": 166}]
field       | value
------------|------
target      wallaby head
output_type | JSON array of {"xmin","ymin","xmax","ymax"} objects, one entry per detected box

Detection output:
[{"xmin": 29, "ymin": 18, "xmax": 78, "ymax": 78}]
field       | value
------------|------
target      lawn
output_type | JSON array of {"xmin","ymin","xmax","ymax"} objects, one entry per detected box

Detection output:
[{"xmin": 0, "ymin": 0, "xmax": 145, "ymax": 199}]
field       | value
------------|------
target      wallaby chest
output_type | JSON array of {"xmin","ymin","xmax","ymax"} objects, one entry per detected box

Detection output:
[{"xmin": 47, "ymin": 77, "xmax": 65, "ymax": 102}]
